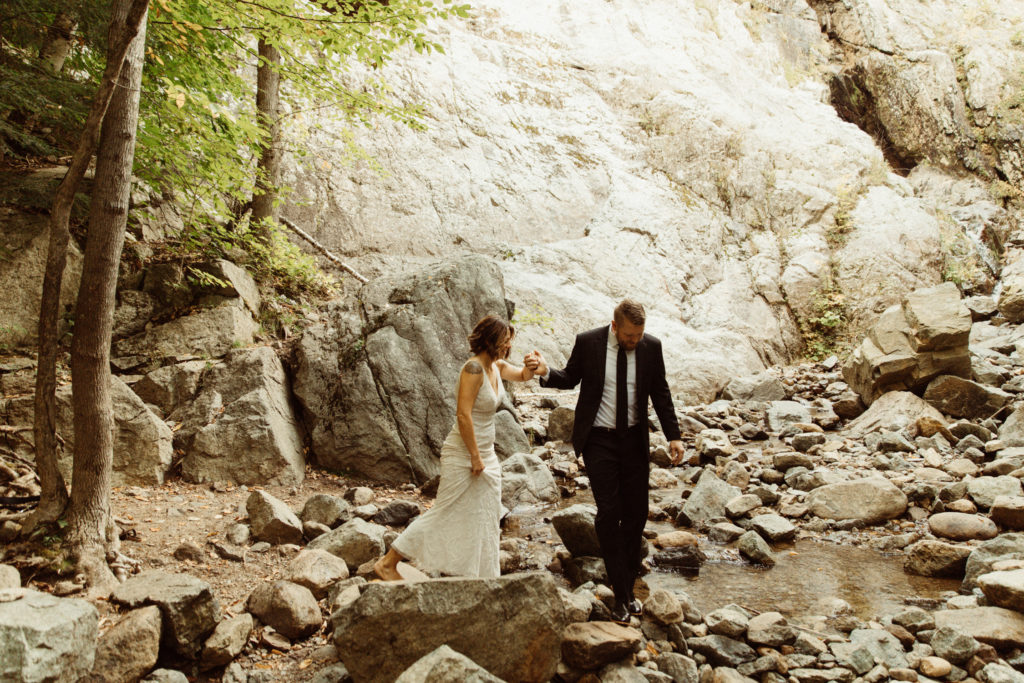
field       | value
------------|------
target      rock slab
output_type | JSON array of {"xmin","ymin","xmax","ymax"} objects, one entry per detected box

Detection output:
[{"xmin": 0, "ymin": 588, "xmax": 98, "ymax": 683}]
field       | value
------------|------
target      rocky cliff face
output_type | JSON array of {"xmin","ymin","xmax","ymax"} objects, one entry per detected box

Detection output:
[{"xmin": 283, "ymin": 0, "xmax": 1022, "ymax": 402}]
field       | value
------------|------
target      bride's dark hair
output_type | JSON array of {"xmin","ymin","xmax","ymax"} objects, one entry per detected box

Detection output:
[{"xmin": 468, "ymin": 315, "xmax": 515, "ymax": 359}]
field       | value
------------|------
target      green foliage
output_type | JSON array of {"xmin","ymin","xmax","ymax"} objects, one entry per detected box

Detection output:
[
  {"xmin": 512, "ymin": 305, "xmax": 554, "ymax": 332},
  {"xmin": 799, "ymin": 281, "xmax": 849, "ymax": 362},
  {"xmin": 827, "ymin": 185, "xmax": 857, "ymax": 248}
]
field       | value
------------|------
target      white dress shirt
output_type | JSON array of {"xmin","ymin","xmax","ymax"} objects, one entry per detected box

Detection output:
[{"xmin": 594, "ymin": 325, "xmax": 637, "ymax": 429}]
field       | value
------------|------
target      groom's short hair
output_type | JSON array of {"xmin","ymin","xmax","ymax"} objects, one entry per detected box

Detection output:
[{"xmin": 614, "ymin": 299, "xmax": 645, "ymax": 326}]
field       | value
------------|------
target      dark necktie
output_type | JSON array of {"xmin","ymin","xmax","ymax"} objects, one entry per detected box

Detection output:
[{"xmin": 616, "ymin": 345, "xmax": 627, "ymax": 435}]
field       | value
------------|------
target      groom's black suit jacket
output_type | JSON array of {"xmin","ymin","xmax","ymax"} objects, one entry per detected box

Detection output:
[{"xmin": 541, "ymin": 326, "xmax": 681, "ymax": 455}]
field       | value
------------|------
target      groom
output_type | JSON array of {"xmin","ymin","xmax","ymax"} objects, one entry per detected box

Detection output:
[{"xmin": 526, "ymin": 299, "xmax": 684, "ymax": 623}]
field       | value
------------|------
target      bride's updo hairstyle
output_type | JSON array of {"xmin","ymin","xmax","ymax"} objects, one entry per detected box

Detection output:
[{"xmin": 468, "ymin": 315, "xmax": 515, "ymax": 360}]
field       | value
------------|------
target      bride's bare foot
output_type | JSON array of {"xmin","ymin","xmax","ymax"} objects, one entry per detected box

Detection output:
[{"xmin": 373, "ymin": 556, "xmax": 402, "ymax": 581}]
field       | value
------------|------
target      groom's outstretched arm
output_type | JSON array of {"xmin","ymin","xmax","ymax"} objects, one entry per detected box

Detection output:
[{"xmin": 540, "ymin": 333, "xmax": 587, "ymax": 390}]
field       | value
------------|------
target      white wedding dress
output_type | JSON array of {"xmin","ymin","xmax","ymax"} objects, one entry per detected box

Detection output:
[{"xmin": 391, "ymin": 363, "xmax": 503, "ymax": 578}]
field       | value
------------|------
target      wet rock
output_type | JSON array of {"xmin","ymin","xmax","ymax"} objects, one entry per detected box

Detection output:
[
  {"xmin": 991, "ymin": 496, "xmax": 1024, "ymax": 530},
  {"xmin": 0, "ymin": 589, "xmax": 98, "ymax": 683},
  {"xmin": 284, "ymin": 549, "xmax": 350, "ymax": 599},
  {"xmin": 708, "ymin": 522, "xmax": 746, "ymax": 543},
  {"xmin": 89, "ymin": 605, "xmax": 161, "ymax": 683},
  {"xmin": 934, "ymin": 607, "xmax": 1024, "ymax": 649},
  {"xmin": 644, "ymin": 590, "xmax": 684, "ymax": 625},
  {"xmin": 561, "ymin": 621, "xmax": 642, "ymax": 670},
  {"xmin": 551, "ymin": 504, "xmax": 601, "ymax": 557},
  {"xmin": 654, "ymin": 531, "xmax": 700, "ymax": 549},
  {"xmin": 110, "ymin": 571, "xmax": 220, "ymax": 659},
  {"xmin": 307, "ymin": 517, "xmax": 387, "ymax": 572},
  {"xmin": 394, "ymin": 644, "xmax": 503, "ymax": 682},
  {"xmin": 247, "ymin": 580, "xmax": 321, "ymax": 640},
  {"xmin": 928, "ymin": 512, "xmax": 999, "ymax": 541},
  {"xmin": 683, "ymin": 471, "xmax": 741, "ymax": 527},
  {"xmin": 200, "ymin": 613, "xmax": 253, "ymax": 670},
  {"xmin": 737, "ymin": 531, "xmax": 775, "ymax": 566},
  {"xmin": 905, "ymin": 539, "xmax": 972, "ymax": 579},
  {"xmin": 977, "ymin": 569, "xmax": 1024, "ymax": 612},
  {"xmin": 501, "ymin": 452, "xmax": 559, "ymax": 507},
  {"xmin": 547, "ymin": 406, "xmax": 575, "ymax": 443},
  {"xmin": 652, "ymin": 546, "xmax": 705, "ymax": 572},
  {"xmin": 923, "ymin": 375, "xmax": 1011, "ymax": 420},
  {"xmin": 806, "ymin": 477, "xmax": 908, "ymax": 525},
  {"xmin": 725, "ymin": 494, "xmax": 761, "ymax": 519},
  {"xmin": 332, "ymin": 573, "xmax": 566, "ymax": 683},
  {"xmin": 247, "ymin": 490, "xmax": 303, "ymax": 545},
  {"xmin": 967, "ymin": 476, "xmax": 1023, "ymax": 509},
  {"xmin": 893, "ymin": 607, "xmax": 935, "ymax": 634}
]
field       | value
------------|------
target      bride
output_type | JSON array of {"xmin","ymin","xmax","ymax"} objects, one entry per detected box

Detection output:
[{"xmin": 373, "ymin": 315, "xmax": 535, "ymax": 579}]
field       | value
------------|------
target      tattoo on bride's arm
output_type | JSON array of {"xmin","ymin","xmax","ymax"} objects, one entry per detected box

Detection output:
[{"xmin": 464, "ymin": 360, "xmax": 483, "ymax": 374}]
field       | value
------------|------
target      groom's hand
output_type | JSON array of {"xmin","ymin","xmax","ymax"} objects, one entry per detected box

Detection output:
[
  {"xmin": 668, "ymin": 440, "xmax": 685, "ymax": 465},
  {"xmin": 524, "ymin": 350, "xmax": 548, "ymax": 377}
]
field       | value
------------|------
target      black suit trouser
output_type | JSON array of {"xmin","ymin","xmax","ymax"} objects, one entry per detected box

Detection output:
[{"xmin": 583, "ymin": 425, "xmax": 648, "ymax": 604}]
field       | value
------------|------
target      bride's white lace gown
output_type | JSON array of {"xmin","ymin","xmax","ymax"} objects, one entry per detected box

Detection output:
[{"xmin": 390, "ymin": 363, "xmax": 503, "ymax": 578}]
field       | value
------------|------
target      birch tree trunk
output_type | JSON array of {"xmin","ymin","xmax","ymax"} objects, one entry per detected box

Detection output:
[
  {"xmin": 39, "ymin": 11, "xmax": 78, "ymax": 73},
  {"xmin": 66, "ymin": 0, "xmax": 148, "ymax": 596}
]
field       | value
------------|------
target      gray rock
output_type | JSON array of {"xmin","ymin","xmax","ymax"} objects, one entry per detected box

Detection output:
[
  {"xmin": 307, "ymin": 663, "xmax": 352, "ymax": 683},
  {"xmin": 792, "ymin": 432, "xmax": 826, "ymax": 452},
  {"xmin": 115, "ymin": 301, "xmax": 257, "ymax": 360},
  {"xmin": 561, "ymin": 621, "xmax": 642, "ymax": 670},
  {"xmin": 644, "ymin": 589, "xmax": 683, "ymax": 626},
  {"xmin": 654, "ymin": 653, "xmax": 699, "ymax": 683},
  {"xmin": 132, "ymin": 360, "xmax": 207, "ymax": 415},
  {"xmin": 301, "ymin": 494, "xmax": 352, "ymax": 528},
  {"xmin": 977, "ymin": 663, "xmax": 1024, "ymax": 683},
  {"xmin": 963, "ymin": 533, "xmax": 1024, "ymax": 590},
  {"xmin": 90, "ymin": 605, "xmax": 162, "ymax": 683},
  {"xmin": 724, "ymin": 494, "xmax": 761, "ymax": 519},
  {"xmin": 501, "ymin": 452, "xmax": 558, "ymax": 508},
  {"xmin": 923, "ymin": 375, "xmax": 1011, "ymax": 419},
  {"xmin": 141, "ymin": 670, "xmax": 190, "ymax": 683},
  {"xmin": 843, "ymin": 391, "xmax": 946, "ymax": 438},
  {"xmin": 708, "ymin": 522, "xmax": 746, "ymax": 543},
  {"xmin": 992, "ymin": 496, "xmax": 1024, "ymax": 530},
  {"xmin": 200, "ymin": 613, "xmax": 253, "ymax": 670},
  {"xmin": 806, "ymin": 477, "xmax": 907, "ymax": 524},
  {"xmin": 394, "ymin": 644, "xmax": 503, "ymax": 682},
  {"xmin": 682, "ymin": 470, "xmax": 741, "ymax": 526},
  {"xmin": 967, "ymin": 476, "xmax": 1023, "ymax": 509},
  {"xmin": 696, "ymin": 429, "xmax": 735, "ymax": 459},
  {"xmin": 978, "ymin": 569, "xmax": 1024, "ymax": 612},
  {"xmin": 748, "ymin": 514, "xmax": 796, "ymax": 543},
  {"xmin": 934, "ymin": 607, "xmax": 1024, "ymax": 649},
  {"xmin": 547, "ymin": 406, "xmax": 575, "ymax": 443},
  {"xmin": 766, "ymin": 401, "xmax": 812, "ymax": 433},
  {"xmin": 0, "ymin": 564, "xmax": 20, "ymax": 590},
  {"xmin": 110, "ymin": 571, "xmax": 220, "ymax": 659},
  {"xmin": 928, "ymin": 512, "xmax": 999, "ymax": 541},
  {"xmin": 293, "ymin": 256, "xmax": 525, "ymax": 484},
  {"xmin": 597, "ymin": 660, "xmax": 652, "ymax": 682},
  {"xmin": 686, "ymin": 634, "xmax": 756, "ymax": 667},
  {"xmin": 998, "ymin": 405, "xmax": 1024, "ymax": 448},
  {"xmin": 247, "ymin": 580, "xmax": 321, "ymax": 640},
  {"xmin": 0, "ymin": 588, "xmax": 98, "ymax": 683},
  {"xmin": 722, "ymin": 373, "xmax": 786, "ymax": 402},
  {"xmin": 284, "ymin": 549, "xmax": 350, "ymax": 599},
  {"xmin": 737, "ymin": 531, "xmax": 775, "ymax": 566},
  {"xmin": 308, "ymin": 517, "xmax": 388, "ymax": 572},
  {"xmin": 191, "ymin": 259, "xmax": 261, "ymax": 316},
  {"xmin": 247, "ymin": 490, "xmax": 303, "ymax": 545},
  {"xmin": 372, "ymin": 500, "xmax": 422, "ymax": 526},
  {"xmin": 892, "ymin": 607, "xmax": 935, "ymax": 634},
  {"xmin": 179, "ymin": 347, "xmax": 306, "ymax": 486},
  {"xmin": 746, "ymin": 612, "xmax": 795, "ymax": 647},
  {"xmin": 705, "ymin": 605, "xmax": 750, "ymax": 638},
  {"xmin": 929, "ymin": 625, "xmax": 982, "ymax": 664},
  {"xmin": 551, "ymin": 504, "xmax": 601, "ymax": 557},
  {"xmin": 847, "ymin": 628, "xmax": 908, "ymax": 669},
  {"xmin": 332, "ymin": 573, "xmax": 566, "ymax": 683}
]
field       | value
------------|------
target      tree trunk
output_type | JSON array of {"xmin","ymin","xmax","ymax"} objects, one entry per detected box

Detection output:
[
  {"xmin": 251, "ymin": 38, "xmax": 282, "ymax": 241},
  {"xmin": 39, "ymin": 11, "xmax": 78, "ymax": 73},
  {"xmin": 66, "ymin": 0, "xmax": 148, "ymax": 597},
  {"xmin": 30, "ymin": 0, "xmax": 150, "ymax": 533}
]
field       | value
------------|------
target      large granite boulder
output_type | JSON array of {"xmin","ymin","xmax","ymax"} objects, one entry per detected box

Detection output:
[
  {"xmin": 293, "ymin": 255, "xmax": 527, "ymax": 484},
  {"xmin": 394, "ymin": 645, "xmax": 503, "ymax": 682},
  {"xmin": 176, "ymin": 346, "xmax": 305, "ymax": 485},
  {"xmin": 501, "ymin": 452, "xmax": 559, "ymax": 508},
  {"xmin": 933, "ymin": 607, "xmax": 1024, "ymax": 649},
  {"xmin": 1, "ymin": 377, "xmax": 175, "ymax": 486},
  {"xmin": 332, "ymin": 573, "xmax": 566, "ymax": 682},
  {"xmin": 89, "ymin": 605, "xmax": 162, "ymax": 683},
  {"xmin": 843, "ymin": 391, "xmax": 945, "ymax": 439},
  {"xmin": 682, "ymin": 470, "xmax": 742, "ymax": 527},
  {"xmin": 114, "ymin": 301, "xmax": 258, "ymax": 360},
  {"xmin": 110, "ymin": 571, "xmax": 221, "ymax": 659},
  {"xmin": 923, "ymin": 375, "xmax": 1011, "ymax": 420},
  {"xmin": 0, "ymin": 588, "xmax": 98, "ymax": 683},
  {"xmin": 806, "ymin": 477, "xmax": 908, "ymax": 525},
  {"xmin": 842, "ymin": 283, "xmax": 971, "ymax": 405},
  {"xmin": 0, "ymin": 207, "xmax": 83, "ymax": 350}
]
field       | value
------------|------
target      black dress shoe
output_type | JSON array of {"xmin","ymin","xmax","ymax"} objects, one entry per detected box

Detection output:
[
  {"xmin": 609, "ymin": 602, "xmax": 630, "ymax": 624},
  {"xmin": 627, "ymin": 598, "xmax": 643, "ymax": 616}
]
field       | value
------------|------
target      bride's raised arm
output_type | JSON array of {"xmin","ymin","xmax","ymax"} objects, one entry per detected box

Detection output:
[{"xmin": 497, "ymin": 358, "xmax": 534, "ymax": 382}]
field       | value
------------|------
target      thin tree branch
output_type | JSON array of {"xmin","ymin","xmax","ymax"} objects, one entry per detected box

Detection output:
[{"xmin": 280, "ymin": 217, "xmax": 368, "ymax": 283}]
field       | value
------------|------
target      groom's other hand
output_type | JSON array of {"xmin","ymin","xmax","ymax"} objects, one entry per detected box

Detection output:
[{"xmin": 669, "ymin": 440, "xmax": 685, "ymax": 465}]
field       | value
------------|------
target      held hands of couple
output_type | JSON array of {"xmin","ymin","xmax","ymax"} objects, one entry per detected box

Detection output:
[{"xmin": 523, "ymin": 350, "xmax": 548, "ymax": 377}]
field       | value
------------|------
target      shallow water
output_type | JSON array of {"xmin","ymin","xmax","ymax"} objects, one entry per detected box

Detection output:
[{"xmin": 506, "ymin": 498, "xmax": 960, "ymax": 623}]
